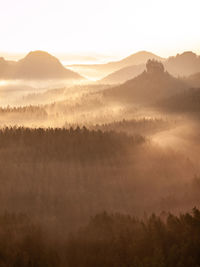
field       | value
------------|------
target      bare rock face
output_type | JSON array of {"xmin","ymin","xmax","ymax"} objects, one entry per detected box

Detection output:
[{"xmin": 146, "ymin": 59, "xmax": 164, "ymax": 74}]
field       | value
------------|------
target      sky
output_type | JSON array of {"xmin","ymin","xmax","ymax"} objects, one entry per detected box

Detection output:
[{"xmin": 0, "ymin": 0, "xmax": 200, "ymax": 62}]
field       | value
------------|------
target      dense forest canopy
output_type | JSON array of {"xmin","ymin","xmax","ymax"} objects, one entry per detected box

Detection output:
[{"xmin": 0, "ymin": 209, "xmax": 200, "ymax": 266}]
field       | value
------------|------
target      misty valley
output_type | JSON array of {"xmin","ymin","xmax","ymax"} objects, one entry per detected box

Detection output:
[{"xmin": 0, "ymin": 50, "xmax": 200, "ymax": 266}]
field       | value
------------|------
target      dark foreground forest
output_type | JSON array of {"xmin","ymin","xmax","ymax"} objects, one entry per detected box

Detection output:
[
  {"xmin": 1, "ymin": 208, "xmax": 200, "ymax": 266},
  {"xmin": 0, "ymin": 127, "xmax": 199, "ymax": 266}
]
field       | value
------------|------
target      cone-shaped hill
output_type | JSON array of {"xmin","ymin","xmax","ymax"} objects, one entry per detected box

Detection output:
[{"xmin": 0, "ymin": 51, "xmax": 83, "ymax": 80}]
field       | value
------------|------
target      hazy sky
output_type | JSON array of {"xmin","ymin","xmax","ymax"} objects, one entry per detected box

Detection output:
[{"xmin": 1, "ymin": 0, "xmax": 200, "ymax": 58}]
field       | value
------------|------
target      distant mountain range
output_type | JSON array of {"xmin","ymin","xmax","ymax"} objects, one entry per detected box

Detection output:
[
  {"xmin": 101, "ymin": 51, "xmax": 200, "ymax": 84},
  {"xmin": 68, "ymin": 51, "xmax": 164, "ymax": 80},
  {"xmin": 103, "ymin": 60, "xmax": 187, "ymax": 104},
  {"xmin": 1, "ymin": 50, "xmax": 200, "ymax": 84},
  {"xmin": 0, "ymin": 51, "xmax": 83, "ymax": 80},
  {"xmin": 103, "ymin": 51, "xmax": 164, "ymax": 70}
]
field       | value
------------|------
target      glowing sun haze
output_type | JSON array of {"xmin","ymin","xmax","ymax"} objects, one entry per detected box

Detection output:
[{"xmin": 1, "ymin": 0, "xmax": 200, "ymax": 60}]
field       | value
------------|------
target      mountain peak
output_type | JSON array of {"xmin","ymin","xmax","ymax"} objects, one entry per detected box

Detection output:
[
  {"xmin": 119, "ymin": 51, "xmax": 164, "ymax": 67},
  {"xmin": 177, "ymin": 51, "xmax": 197, "ymax": 58},
  {"xmin": 21, "ymin": 50, "xmax": 60, "ymax": 64},
  {"xmin": 135, "ymin": 50, "xmax": 158, "ymax": 56},
  {"xmin": 25, "ymin": 50, "xmax": 55, "ymax": 58}
]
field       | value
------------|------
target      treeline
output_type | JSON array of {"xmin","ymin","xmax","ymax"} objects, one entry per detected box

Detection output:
[
  {"xmin": 0, "ymin": 105, "xmax": 47, "ymax": 117},
  {"xmin": 0, "ymin": 126, "xmax": 144, "ymax": 161},
  {"xmin": 0, "ymin": 209, "xmax": 200, "ymax": 266},
  {"xmin": 91, "ymin": 118, "xmax": 171, "ymax": 136}
]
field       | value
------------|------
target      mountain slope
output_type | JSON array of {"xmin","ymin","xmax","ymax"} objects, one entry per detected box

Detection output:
[
  {"xmin": 101, "ymin": 64, "xmax": 145, "ymax": 84},
  {"xmin": 107, "ymin": 51, "xmax": 164, "ymax": 70},
  {"xmin": 103, "ymin": 60, "xmax": 187, "ymax": 104},
  {"xmin": 0, "ymin": 51, "xmax": 83, "ymax": 80}
]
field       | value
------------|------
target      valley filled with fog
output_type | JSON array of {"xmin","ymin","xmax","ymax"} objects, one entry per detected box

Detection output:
[{"xmin": 0, "ymin": 50, "xmax": 200, "ymax": 266}]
